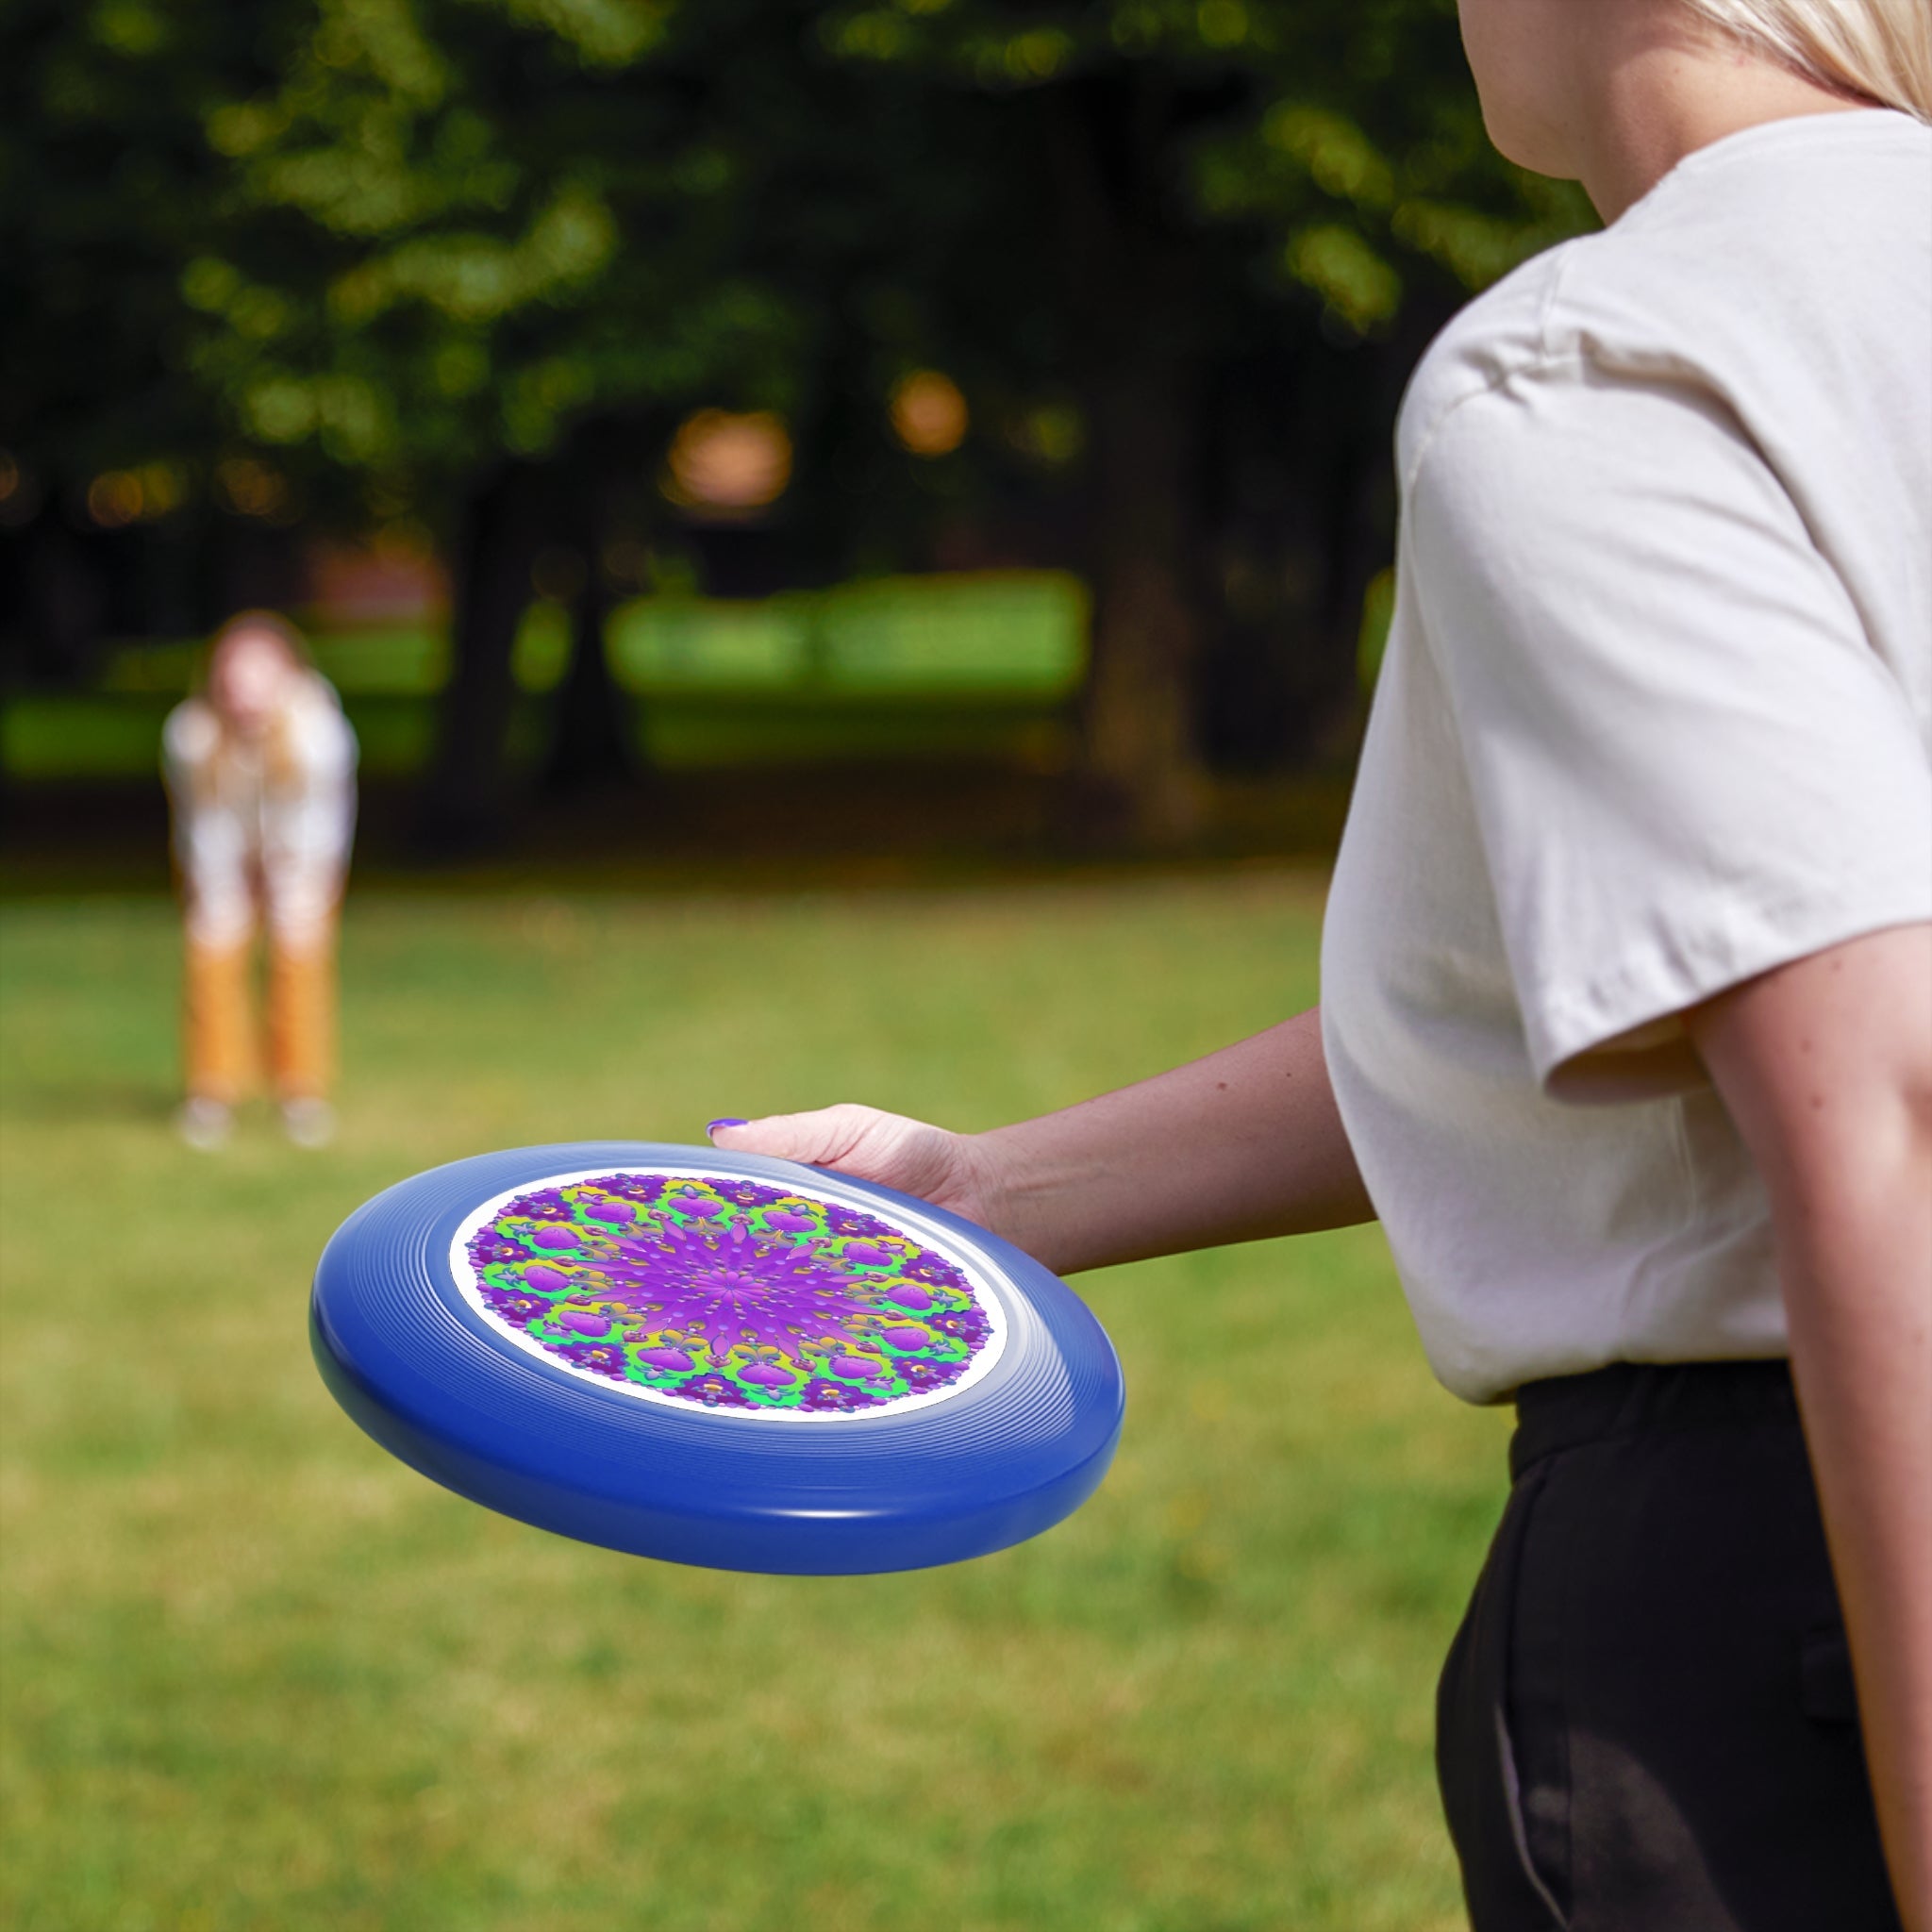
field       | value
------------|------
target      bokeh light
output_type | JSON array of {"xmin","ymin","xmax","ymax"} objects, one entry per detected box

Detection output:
[
  {"xmin": 890, "ymin": 371, "xmax": 969, "ymax": 458},
  {"xmin": 1008, "ymin": 401, "xmax": 1085, "ymax": 468},
  {"xmin": 213, "ymin": 456, "xmax": 291, "ymax": 521},
  {"xmin": 83, "ymin": 464, "xmax": 184, "ymax": 528},
  {"xmin": 662, "ymin": 409, "xmax": 792, "ymax": 514},
  {"xmin": 86, "ymin": 471, "xmax": 146, "ymax": 528}
]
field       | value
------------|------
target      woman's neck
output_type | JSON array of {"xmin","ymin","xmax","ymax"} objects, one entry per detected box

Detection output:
[{"xmin": 1574, "ymin": 16, "xmax": 1875, "ymax": 223}]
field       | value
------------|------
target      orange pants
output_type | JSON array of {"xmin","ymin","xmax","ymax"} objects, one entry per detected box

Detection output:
[{"xmin": 184, "ymin": 922, "xmax": 337, "ymax": 1105}]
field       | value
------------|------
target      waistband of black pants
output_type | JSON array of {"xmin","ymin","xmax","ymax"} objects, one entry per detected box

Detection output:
[{"xmin": 1509, "ymin": 1357, "xmax": 1799, "ymax": 1483}]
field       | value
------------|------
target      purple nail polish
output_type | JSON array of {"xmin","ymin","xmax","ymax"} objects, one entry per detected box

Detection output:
[{"xmin": 707, "ymin": 1118, "xmax": 748, "ymax": 1136}]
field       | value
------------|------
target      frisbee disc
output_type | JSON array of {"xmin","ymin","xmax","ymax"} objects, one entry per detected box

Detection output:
[{"xmin": 310, "ymin": 1141, "xmax": 1124, "ymax": 1574}]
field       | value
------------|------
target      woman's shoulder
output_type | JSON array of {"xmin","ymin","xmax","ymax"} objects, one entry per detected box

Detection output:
[
  {"xmin": 1398, "ymin": 110, "xmax": 1931, "ymax": 490},
  {"xmin": 162, "ymin": 696, "xmax": 221, "ymax": 768},
  {"xmin": 1395, "ymin": 243, "xmax": 1583, "ymax": 485},
  {"xmin": 282, "ymin": 672, "xmax": 358, "ymax": 768},
  {"xmin": 291, "ymin": 666, "xmax": 345, "ymax": 715}
]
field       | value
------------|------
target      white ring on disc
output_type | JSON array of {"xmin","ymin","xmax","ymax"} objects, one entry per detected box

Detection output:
[{"xmin": 450, "ymin": 1164, "xmax": 1010, "ymax": 1421}]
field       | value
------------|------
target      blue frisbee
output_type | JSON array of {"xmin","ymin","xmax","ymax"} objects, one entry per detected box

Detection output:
[{"xmin": 310, "ymin": 1142, "xmax": 1124, "ymax": 1574}]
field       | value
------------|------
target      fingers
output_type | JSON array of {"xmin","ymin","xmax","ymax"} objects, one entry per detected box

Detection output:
[
  {"xmin": 708, "ymin": 1104, "xmax": 881, "ymax": 1168},
  {"xmin": 705, "ymin": 1105, "xmax": 974, "ymax": 1212},
  {"xmin": 707, "ymin": 1103, "xmax": 964, "ymax": 1195}
]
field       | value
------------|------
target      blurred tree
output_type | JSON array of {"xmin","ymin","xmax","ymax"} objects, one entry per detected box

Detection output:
[
  {"xmin": 807, "ymin": 0, "xmax": 1592, "ymax": 835},
  {"xmin": 163, "ymin": 0, "xmax": 808, "ymax": 843},
  {"xmin": 0, "ymin": 0, "xmax": 300, "ymax": 680},
  {"xmin": 4, "ymin": 0, "xmax": 1591, "ymax": 842}
]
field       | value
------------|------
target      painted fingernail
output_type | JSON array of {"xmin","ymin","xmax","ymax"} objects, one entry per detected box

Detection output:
[{"xmin": 707, "ymin": 1118, "xmax": 748, "ymax": 1137}]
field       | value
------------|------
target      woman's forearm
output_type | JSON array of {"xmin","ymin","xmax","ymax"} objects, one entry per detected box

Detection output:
[
  {"xmin": 1692, "ymin": 924, "xmax": 1932, "ymax": 1930},
  {"xmin": 970, "ymin": 1005, "xmax": 1374, "ymax": 1275},
  {"xmin": 1781, "ymin": 1180, "xmax": 1932, "ymax": 1932}
]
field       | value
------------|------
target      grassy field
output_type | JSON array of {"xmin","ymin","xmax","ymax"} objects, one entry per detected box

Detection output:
[
  {"xmin": 0, "ymin": 874, "xmax": 1507, "ymax": 1932},
  {"xmin": 1, "ymin": 573, "xmax": 1089, "ymax": 782}
]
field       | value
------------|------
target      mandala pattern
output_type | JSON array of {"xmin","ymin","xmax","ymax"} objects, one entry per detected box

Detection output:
[{"xmin": 460, "ymin": 1172, "xmax": 998, "ymax": 1415}]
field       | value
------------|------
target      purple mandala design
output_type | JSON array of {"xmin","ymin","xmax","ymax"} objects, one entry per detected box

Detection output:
[{"xmin": 458, "ymin": 1172, "xmax": 999, "ymax": 1415}]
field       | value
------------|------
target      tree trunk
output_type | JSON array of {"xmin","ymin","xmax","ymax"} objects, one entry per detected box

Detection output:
[
  {"xmin": 1079, "ymin": 361, "xmax": 1205, "ymax": 843},
  {"xmin": 14, "ymin": 509, "xmax": 107, "ymax": 687},
  {"xmin": 1045, "ymin": 76, "xmax": 1210, "ymax": 847},
  {"xmin": 541, "ymin": 556, "xmax": 633, "ymax": 797},
  {"xmin": 417, "ymin": 461, "xmax": 542, "ymax": 857},
  {"xmin": 541, "ymin": 418, "xmax": 657, "ymax": 798}
]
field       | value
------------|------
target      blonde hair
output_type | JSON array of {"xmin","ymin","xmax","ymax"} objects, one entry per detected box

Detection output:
[
  {"xmin": 199, "ymin": 610, "xmax": 317, "ymax": 793},
  {"xmin": 206, "ymin": 608, "xmax": 312, "ymax": 681},
  {"xmin": 1682, "ymin": 0, "xmax": 1932, "ymax": 121}
]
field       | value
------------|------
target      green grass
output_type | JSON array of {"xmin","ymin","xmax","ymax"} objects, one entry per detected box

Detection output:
[
  {"xmin": 0, "ymin": 689, "xmax": 1075, "ymax": 781},
  {"xmin": 4, "ymin": 572, "xmax": 1089, "ymax": 781},
  {"xmin": 0, "ymin": 875, "xmax": 1506, "ymax": 1931}
]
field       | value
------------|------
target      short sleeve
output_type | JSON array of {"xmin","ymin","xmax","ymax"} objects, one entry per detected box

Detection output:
[
  {"xmin": 289, "ymin": 675, "xmax": 358, "ymax": 780},
  {"xmin": 1408, "ymin": 363, "xmax": 1932, "ymax": 1096},
  {"xmin": 161, "ymin": 699, "xmax": 218, "ymax": 783}
]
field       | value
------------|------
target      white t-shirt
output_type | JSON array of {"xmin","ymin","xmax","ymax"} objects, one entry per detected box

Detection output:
[
  {"xmin": 163, "ymin": 671, "xmax": 358, "ymax": 950},
  {"xmin": 1322, "ymin": 109, "xmax": 1932, "ymax": 1405}
]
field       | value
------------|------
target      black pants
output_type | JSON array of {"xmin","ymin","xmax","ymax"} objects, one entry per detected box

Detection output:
[{"xmin": 1436, "ymin": 1360, "xmax": 1900, "ymax": 1932}]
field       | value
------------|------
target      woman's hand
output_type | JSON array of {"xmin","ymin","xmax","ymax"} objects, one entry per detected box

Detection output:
[
  {"xmin": 706, "ymin": 1008, "xmax": 1373, "ymax": 1277},
  {"xmin": 708, "ymin": 1106, "xmax": 1010, "ymax": 1233}
]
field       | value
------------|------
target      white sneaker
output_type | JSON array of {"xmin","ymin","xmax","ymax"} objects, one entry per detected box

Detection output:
[
  {"xmin": 175, "ymin": 1096, "xmax": 233, "ymax": 1151},
  {"xmin": 280, "ymin": 1097, "xmax": 337, "ymax": 1149}
]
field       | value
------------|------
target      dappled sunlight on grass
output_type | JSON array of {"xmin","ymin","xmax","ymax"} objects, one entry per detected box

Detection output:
[{"xmin": 2, "ymin": 878, "xmax": 1502, "ymax": 1930}]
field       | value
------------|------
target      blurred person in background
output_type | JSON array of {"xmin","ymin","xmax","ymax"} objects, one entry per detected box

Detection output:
[
  {"xmin": 712, "ymin": 0, "xmax": 1932, "ymax": 1926},
  {"xmin": 163, "ymin": 611, "xmax": 358, "ymax": 1151}
]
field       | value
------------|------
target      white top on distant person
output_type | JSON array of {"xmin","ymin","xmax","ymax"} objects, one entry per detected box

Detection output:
[
  {"xmin": 709, "ymin": 1, "xmax": 1932, "ymax": 1924},
  {"xmin": 163, "ymin": 611, "xmax": 358, "ymax": 1150}
]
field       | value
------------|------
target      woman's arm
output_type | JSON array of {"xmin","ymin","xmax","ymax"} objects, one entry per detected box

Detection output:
[
  {"xmin": 710, "ymin": 1005, "xmax": 1374, "ymax": 1275},
  {"xmin": 1689, "ymin": 923, "xmax": 1932, "ymax": 1932}
]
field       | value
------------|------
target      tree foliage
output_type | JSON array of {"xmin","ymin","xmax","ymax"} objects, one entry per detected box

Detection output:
[{"xmin": 3, "ymin": 0, "xmax": 1594, "ymax": 837}]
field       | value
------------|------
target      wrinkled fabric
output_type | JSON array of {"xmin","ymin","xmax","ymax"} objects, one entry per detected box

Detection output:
[
  {"xmin": 163, "ymin": 673, "xmax": 357, "ymax": 952},
  {"xmin": 1324, "ymin": 110, "xmax": 1932, "ymax": 1402}
]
